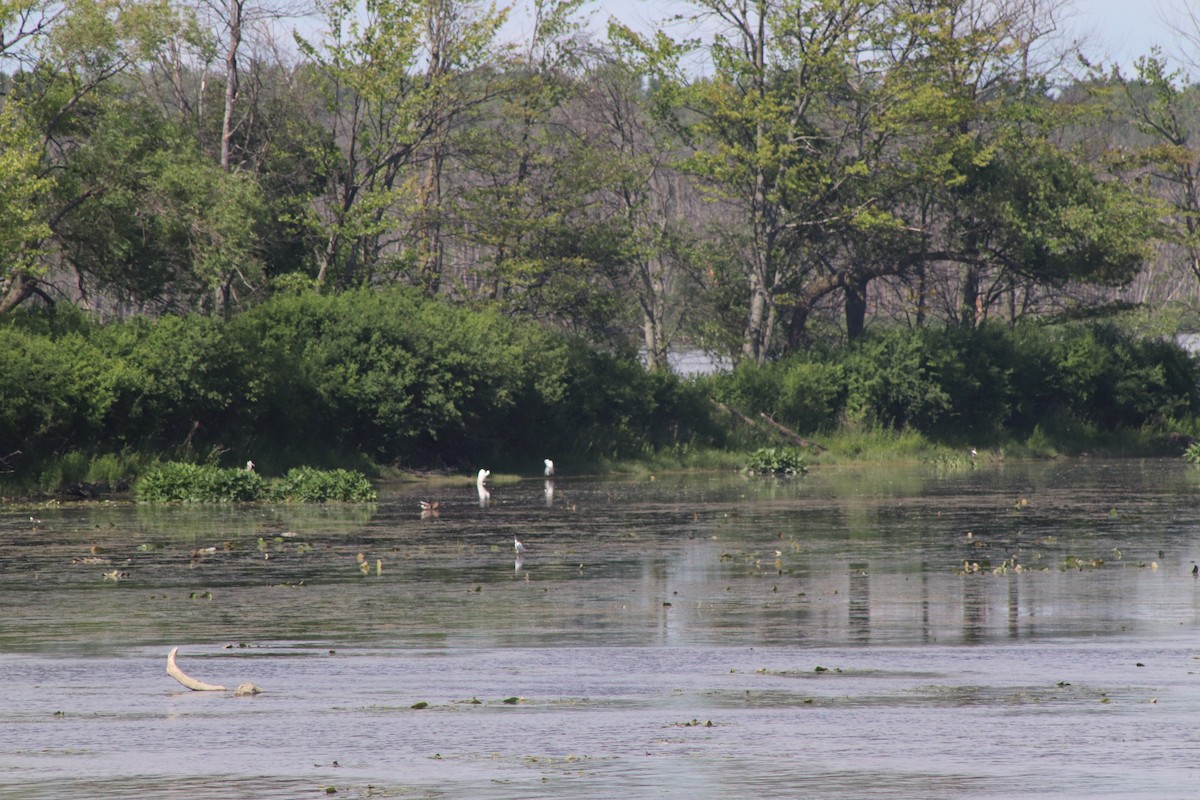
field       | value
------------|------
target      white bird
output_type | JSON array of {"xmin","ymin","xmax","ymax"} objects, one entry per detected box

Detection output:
[
  {"xmin": 477, "ymin": 468, "xmax": 490, "ymax": 485},
  {"xmin": 514, "ymin": 537, "xmax": 526, "ymax": 555},
  {"xmin": 543, "ymin": 459, "xmax": 555, "ymax": 477},
  {"xmin": 245, "ymin": 460, "xmax": 255, "ymax": 472}
]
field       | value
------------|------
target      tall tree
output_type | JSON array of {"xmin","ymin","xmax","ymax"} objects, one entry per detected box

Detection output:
[
  {"xmin": 582, "ymin": 47, "xmax": 699, "ymax": 369},
  {"xmin": 1118, "ymin": 53, "xmax": 1200, "ymax": 292},
  {"xmin": 625, "ymin": 0, "xmax": 883, "ymax": 363},
  {"xmin": 0, "ymin": 0, "xmax": 150, "ymax": 312},
  {"xmin": 295, "ymin": 0, "xmax": 504, "ymax": 289}
]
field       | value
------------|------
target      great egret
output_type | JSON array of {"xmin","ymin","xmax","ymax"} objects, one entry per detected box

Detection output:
[
  {"xmin": 477, "ymin": 468, "xmax": 490, "ymax": 485},
  {"xmin": 514, "ymin": 537, "xmax": 526, "ymax": 555},
  {"xmin": 544, "ymin": 459, "xmax": 555, "ymax": 477}
]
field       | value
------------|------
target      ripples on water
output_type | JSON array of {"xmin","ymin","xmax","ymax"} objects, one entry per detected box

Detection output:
[{"xmin": 3, "ymin": 460, "xmax": 1200, "ymax": 798}]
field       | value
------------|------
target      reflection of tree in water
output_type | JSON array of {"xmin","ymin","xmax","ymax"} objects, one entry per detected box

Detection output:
[
  {"xmin": 962, "ymin": 571, "xmax": 987, "ymax": 643},
  {"xmin": 1008, "ymin": 578, "xmax": 1021, "ymax": 640},
  {"xmin": 849, "ymin": 562, "xmax": 870, "ymax": 643}
]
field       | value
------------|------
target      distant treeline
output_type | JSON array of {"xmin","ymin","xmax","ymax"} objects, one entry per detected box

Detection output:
[{"xmin": 3, "ymin": 292, "xmax": 1198, "ymax": 489}]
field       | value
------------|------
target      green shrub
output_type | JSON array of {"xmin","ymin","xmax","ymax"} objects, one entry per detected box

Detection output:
[
  {"xmin": 702, "ymin": 320, "xmax": 1200, "ymax": 447},
  {"xmin": 268, "ymin": 466, "xmax": 376, "ymax": 502},
  {"xmin": 137, "ymin": 461, "xmax": 264, "ymax": 502},
  {"xmin": 136, "ymin": 461, "xmax": 374, "ymax": 502}
]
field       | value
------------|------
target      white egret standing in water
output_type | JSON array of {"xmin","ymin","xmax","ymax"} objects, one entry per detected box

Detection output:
[
  {"xmin": 544, "ymin": 459, "xmax": 555, "ymax": 477},
  {"xmin": 514, "ymin": 537, "xmax": 526, "ymax": 555}
]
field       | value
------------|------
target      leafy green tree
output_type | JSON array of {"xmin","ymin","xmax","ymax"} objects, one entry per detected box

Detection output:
[
  {"xmin": 622, "ymin": 0, "xmax": 897, "ymax": 362},
  {"xmin": 449, "ymin": 0, "xmax": 634, "ymax": 338},
  {"xmin": 871, "ymin": 0, "xmax": 1149, "ymax": 331},
  {"xmin": 0, "ymin": 104, "xmax": 52, "ymax": 313},
  {"xmin": 581, "ymin": 48, "xmax": 700, "ymax": 369},
  {"xmin": 49, "ymin": 98, "xmax": 267, "ymax": 314},
  {"xmin": 1116, "ymin": 52, "xmax": 1200, "ymax": 287},
  {"xmin": 295, "ymin": 0, "xmax": 506, "ymax": 289}
]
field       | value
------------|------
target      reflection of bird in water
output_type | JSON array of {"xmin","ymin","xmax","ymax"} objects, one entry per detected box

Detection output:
[
  {"xmin": 544, "ymin": 479, "xmax": 554, "ymax": 506},
  {"xmin": 419, "ymin": 500, "xmax": 440, "ymax": 519},
  {"xmin": 477, "ymin": 485, "xmax": 490, "ymax": 508},
  {"xmin": 544, "ymin": 459, "xmax": 555, "ymax": 477},
  {"xmin": 514, "ymin": 556, "xmax": 523, "ymax": 575},
  {"xmin": 514, "ymin": 537, "xmax": 526, "ymax": 555}
]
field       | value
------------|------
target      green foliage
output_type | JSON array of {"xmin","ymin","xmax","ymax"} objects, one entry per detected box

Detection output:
[
  {"xmin": 137, "ymin": 462, "xmax": 265, "ymax": 502},
  {"xmin": 136, "ymin": 461, "xmax": 374, "ymax": 502},
  {"xmin": 1183, "ymin": 441, "xmax": 1200, "ymax": 466},
  {"xmin": 1, "ymin": 289, "xmax": 717, "ymax": 488},
  {"xmin": 268, "ymin": 466, "xmax": 376, "ymax": 502},
  {"xmin": 702, "ymin": 321, "xmax": 1200, "ymax": 447},
  {"xmin": 745, "ymin": 447, "xmax": 808, "ymax": 475},
  {"xmin": 0, "ymin": 103, "xmax": 52, "ymax": 283}
]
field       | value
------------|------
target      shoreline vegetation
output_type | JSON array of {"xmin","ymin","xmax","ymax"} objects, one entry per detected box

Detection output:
[
  {"xmin": 6, "ymin": 2, "xmax": 1200, "ymax": 505},
  {"xmin": 4, "ymin": 290, "xmax": 1199, "ymax": 505}
]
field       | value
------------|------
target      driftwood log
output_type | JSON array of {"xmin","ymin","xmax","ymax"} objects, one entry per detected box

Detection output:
[{"xmin": 166, "ymin": 646, "xmax": 262, "ymax": 696}]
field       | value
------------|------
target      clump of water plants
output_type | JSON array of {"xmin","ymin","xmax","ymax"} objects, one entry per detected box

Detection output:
[
  {"xmin": 136, "ymin": 462, "xmax": 264, "ymax": 502},
  {"xmin": 136, "ymin": 462, "xmax": 375, "ymax": 502},
  {"xmin": 744, "ymin": 446, "xmax": 808, "ymax": 475},
  {"xmin": 1183, "ymin": 440, "xmax": 1200, "ymax": 465},
  {"xmin": 268, "ymin": 466, "xmax": 376, "ymax": 502}
]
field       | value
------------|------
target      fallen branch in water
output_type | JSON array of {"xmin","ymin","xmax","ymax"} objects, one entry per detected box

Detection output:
[{"xmin": 166, "ymin": 646, "xmax": 262, "ymax": 695}]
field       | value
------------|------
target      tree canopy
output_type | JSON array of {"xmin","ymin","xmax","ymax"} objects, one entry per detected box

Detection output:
[{"xmin": 0, "ymin": 0, "xmax": 1197, "ymax": 364}]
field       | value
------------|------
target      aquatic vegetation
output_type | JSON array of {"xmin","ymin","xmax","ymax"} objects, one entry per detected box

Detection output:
[
  {"xmin": 744, "ymin": 446, "xmax": 808, "ymax": 475},
  {"xmin": 136, "ymin": 462, "xmax": 375, "ymax": 502},
  {"xmin": 267, "ymin": 467, "xmax": 376, "ymax": 502}
]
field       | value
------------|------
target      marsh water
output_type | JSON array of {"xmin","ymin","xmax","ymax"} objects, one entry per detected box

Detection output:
[{"xmin": 4, "ymin": 459, "xmax": 1200, "ymax": 799}]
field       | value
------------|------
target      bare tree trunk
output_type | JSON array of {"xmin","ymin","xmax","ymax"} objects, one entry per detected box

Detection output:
[
  {"xmin": 220, "ymin": 0, "xmax": 244, "ymax": 171},
  {"xmin": 742, "ymin": 272, "xmax": 769, "ymax": 363}
]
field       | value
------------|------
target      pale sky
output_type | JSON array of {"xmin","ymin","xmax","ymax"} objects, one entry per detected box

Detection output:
[{"xmin": 1077, "ymin": 0, "xmax": 1197, "ymax": 72}]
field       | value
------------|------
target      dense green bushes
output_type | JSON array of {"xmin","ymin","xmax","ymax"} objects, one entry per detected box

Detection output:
[
  {"xmin": 4, "ymin": 294, "xmax": 1196, "ymax": 494},
  {"xmin": 1, "ymin": 288, "xmax": 716, "ymax": 484},
  {"xmin": 703, "ymin": 322, "xmax": 1200, "ymax": 447},
  {"xmin": 137, "ymin": 462, "xmax": 376, "ymax": 502}
]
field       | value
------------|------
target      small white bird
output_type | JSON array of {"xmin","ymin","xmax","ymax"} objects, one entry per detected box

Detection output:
[
  {"xmin": 544, "ymin": 459, "xmax": 555, "ymax": 477},
  {"xmin": 514, "ymin": 537, "xmax": 526, "ymax": 555},
  {"xmin": 245, "ymin": 460, "xmax": 256, "ymax": 472},
  {"xmin": 477, "ymin": 468, "xmax": 490, "ymax": 485}
]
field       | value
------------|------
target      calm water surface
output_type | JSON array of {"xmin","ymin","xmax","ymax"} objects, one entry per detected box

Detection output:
[{"xmin": 4, "ymin": 459, "xmax": 1200, "ymax": 798}]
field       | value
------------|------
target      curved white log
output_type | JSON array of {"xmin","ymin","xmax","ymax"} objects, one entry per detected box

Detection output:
[{"xmin": 166, "ymin": 646, "xmax": 228, "ymax": 692}]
